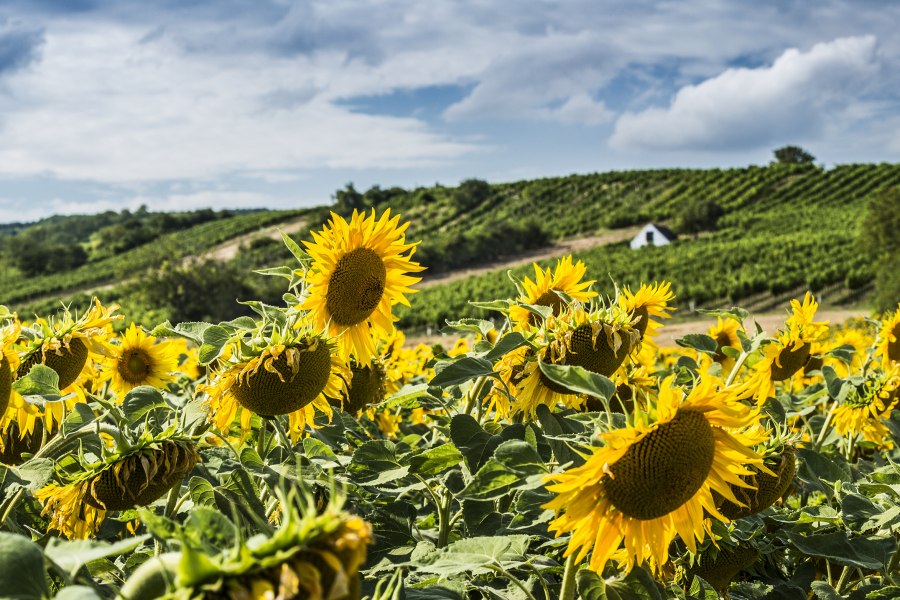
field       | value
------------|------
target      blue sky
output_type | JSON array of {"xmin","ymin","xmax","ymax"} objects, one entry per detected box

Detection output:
[{"xmin": 0, "ymin": 1, "xmax": 898, "ymax": 223}]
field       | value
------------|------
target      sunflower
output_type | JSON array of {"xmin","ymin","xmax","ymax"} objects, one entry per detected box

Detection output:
[
  {"xmin": 101, "ymin": 324, "xmax": 181, "ymax": 396},
  {"xmin": 876, "ymin": 304, "xmax": 900, "ymax": 366},
  {"xmin": 199, "ymin": 330, "xmax": 348, "ymax": 443},
  {"xmin": 708, "ymin": 317, "xmax": 743, "ymax": 372},
  {"xmin": 687, "ymin": 543, "xmax": 760, "ymax": 592},
  {"xmin": 832, "ymin": 366, "xmax": 899, "ymax": 449},
  {"xmin": 545, "ymin": 303, "xmax": 641, "ymax": 379},
  {"xmin": 741, "ymin": 293, "xmax": 828, "ymax": 403},
  {"xmin": 618, "ymin": 281, "xmax": 675, "ymax": 340},
  {"xmin": 717, "ymin": 438, "xmax": 796, "ymax": 519},
  {"xmin": 36, "ymin": 437, "xmax": 198, "ymax": 539},
  {"xmin": 119, "ymin": 490, "xmax": 372, "ymax": 600},
  {"xmin": 0, "ymin": 319, "xmax": 21, "ymax": 418},
  {"xmin": 16, "ymin": 299, "xmax": 120, "ymax": 389},
  {"xmin": 302, "ymin": 209, "xmax": 424, "ymax": 365},
  {"xmin": 331, "ymin": 357, "xmax": 387, "ymax": 416},
  {"xmin": 544, "ymin": 375, "xmax": 766, "ymax": 574},
  {"xmin": 509, "ymin": 256, "xmax": 596, "ymax": 327}
]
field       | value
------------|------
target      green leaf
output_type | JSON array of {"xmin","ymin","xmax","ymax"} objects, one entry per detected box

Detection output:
[
  {"xmin": 14, "ymin": 458, "xmax": 55, "ymax": 493},
  {"xmin": 675, "ymin": 334, "xmax": 718, "ymax": 355},
  {"xmin": 12, "ymin": 364, "xmax": 61, "ymax": 398},
  {"xmin": 535, "ymin": 405, "xmax": 586, "ymax": 467},
  {"xmin": 302, "ymin": 437, "xmax": 343, "ymax": 468},
  {"xmin": 188, "ymin": 477, "xmax": 216, "ymax": 507},
  {"xmin": 280, "ymin": 229, "xmax": 308, "ymax": 263},
  {"xmin": 150, "ymin": 321, "xmax": 213, "ymax": 345},
  {"xmin": 416, "ymin": 535, "xmax": 530, "ymax": 577},
  {"xmin": 538, "ymin": 360, "xmax": 615, "ymax": 400},
  {"xmin": 379, "ymin": 383, "xmax": 431, "ymax": 410},
  {"xmin": 809, "ymin": 581, "xmax": 841, "ymax": 600},
  {"xmin": 687, "ymin": 576, "xmax": 719, "ymax": 600},
  {"xmin": 430, "ymin": 356, "xmax": 495, "ymax": 387},
  {"xmin": 797, "ymin": 448, "xmax": 851, "ymax": 491},
  {"xmin": 122, "ymin": 386, "xmax": 169, "ymax": 424},
  {"xmin": 44, "ymin": 535, "xmax": 150, "ymax": 576},
  {"xmin": 458, "ymin": 440, "xmax": 548, "ymax": 501},
  {"xmin": 409, "ymin": 444, "xmax": 463, "ymax": 477},
  {"xmin": 349, "ymin": 440, "xmax": 410, "ymax": 486},
  {"xmin": 184, "ymin": 506, "xmax": 238, "ymax": 552},
  {"xmin": 787, "ymin": 531, "xmax": 896, "ymax": 570},
  {"xmin": 53, "ymin": 586, "xmax": 103, "ymax": 600},
  {"xmin": 443, "ymin": 318, "xmax": 494, "ymax": 338},
  {"xmin": 468, "ymin": 299, "xmax": 513, "ymax": 312},
  {"xmin": 481, "ymin": 332, "xmax": 529, "ymax": 363},
  {"xmin": 0, "ymin": 533, "xmax": 49, "ymax": 600},
  {"xmin": 198, "ymin": 325, "xmax": 230, "ymax": 365}
]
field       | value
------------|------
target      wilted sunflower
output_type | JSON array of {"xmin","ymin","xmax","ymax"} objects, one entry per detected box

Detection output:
[
  {"xmin": 119, "ymin": 490, "xmax": 372, "ymax": 600},
  {"xmin": 509, "ymin": 256, "xmax": 596, "ymax": 327},
  {"xmin": 876, "ymin": 304, "xmax": 900, "ymax": 366},
  {"xmin": 302, "ymin": 209, "xmax": 424, "ymax": 365},
  {"xmin": 618, "ymin": 281, "xmax": 675, "ymax": 340},
  {"xmin": 36, "ymin": 437, "xmax": 198, "ymax": 539},
  {"xmin": 16, "ymin": 299, "xmax": 120, "ymax": 390},
  {"xmin": 546, "ymin": 303, "xmax": 641, "ymax": 379},
  {"xmin": 544, "ymin": 376, "xmax": 766, "ymax": 574},
  {"xmin": 199, "ymin": 330, "xmax": 348, "ymax": 442},
  {"xmin": 741, "ymin": 293, "xmax": 828, "ymax": 403},
  {"xmin": 687, "ymin": 543, "xmax": 760, "ymax": 592},
  {"xmin": 832, "ymin": 366, "xmax": 899, "ymax": 449},
  {"xmin": 717, "ymin": 434, "xmax": 796, "ymax": 519},
  {"xmin": 331, "ymin": 357, "xmax": 387, "ymax": 416},
  {"xmin": 101, "ymin": 324, "xmax": 181, "ymax": 396}
]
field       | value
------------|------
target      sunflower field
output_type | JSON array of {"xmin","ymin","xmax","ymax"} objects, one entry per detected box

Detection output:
[{"xmin": 1, "ymin": 209, "xmax": 899, "ymax": 600}]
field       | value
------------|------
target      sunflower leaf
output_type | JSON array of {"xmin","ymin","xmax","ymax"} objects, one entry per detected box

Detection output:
[
  {"xmin": 537, "ymin": 360, "xmax": 615, "ymax": 400},
  {"xmin": 12, "ymin": 364, "xmax": 61, "ymax": 399},
  {"xmin": 44, "ymin": 535, "xmax": 150, "ymax": 577},
  {"xmin": 430, "ymin": 356, "xmax": 495, "ymax": 387},
  {"xmin": 0, "ymin": 533, "xmax": 50, "ymax": 600},
  {"xmin": 198, "ymin": 325, "xmax": 231, "ymax": 365},
  {"xmin": 675, "ymin": 334, "xmax": 718, "ymax": 355},
  {"xmin": 279, "ymin": 229, "xmax": 308, "ymax": 264},
  {"xmin": 122, "ymin": 386, "xmax": 169, "ymax": 425}
]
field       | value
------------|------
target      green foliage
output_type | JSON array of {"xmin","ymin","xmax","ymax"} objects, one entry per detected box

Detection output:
[
  {"xmin": 858, "ymin": 186, "xmax": 900, "ymax": 311},
  {"xmin": 773, "ymin": 145, "xmax": 816, "ymax": 165}
]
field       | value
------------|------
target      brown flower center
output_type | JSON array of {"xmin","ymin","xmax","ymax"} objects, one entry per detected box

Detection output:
[
  {"xmin": 326, "ymin": 248, "xmax": 387, "ymax": 327},
  {"xmin": 604, "ymin": 409, "xmax": 715, "ymax": 520}
]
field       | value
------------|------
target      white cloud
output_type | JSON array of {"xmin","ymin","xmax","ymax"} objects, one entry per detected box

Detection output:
[
  {"xmin": 610, "ymin": 36, "xmax": 880, "ymax": 151},
  {"xmin": 0, "ymin": 23, "xmax": 479, "ymax": 184}
]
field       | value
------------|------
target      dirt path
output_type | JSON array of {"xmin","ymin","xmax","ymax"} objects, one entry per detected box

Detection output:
[
  {"xmin": 405, "ymin": 308, "xmax": 867, "ymax": 349},
  {"xmin": 419, "ymin": 227, "xmax": 640, "ymax": 289}
]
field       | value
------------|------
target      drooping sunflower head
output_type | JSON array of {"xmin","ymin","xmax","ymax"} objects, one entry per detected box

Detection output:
[
  {"xmin": 544, "ymin": 375, "xmax": 766, "ymax": 574},
  {"xmin": 618, "ymin": 281, "xmax": 675, "ymax": 339},
  {"xmin": 36, "ymin": 436, "xmax": 198, "ymax": 539},
  {"xmin": 16, "ymin": 299, "xmax": 121, "ymax": 390},
  {"xmin": 497, "ymin": 344, "xmax": 586, "ymax": 419},
  {"xmin": 102, "ymin": 324, "xmax": 182, "ymax": 396},
  {"xmin": 717, "ymin": 428, "xmax": 798, "ymax": 520},
  {"xmin": 876, "ymin": 304, "xmax": 900, "ymax": 366},
  {"xmin": 301, "ymin": 209, "xmax": 424, "ymax": 365},
  {"xmin": 119, "ymin": 489, "xmax": 373, "ymax": 600},
  {"xmin": 331, "ymin": 357, "xmax": 387, "ymax": 416},
  {"xmin": 199, "ymin": 329, "xmax": 348, "ymax": 442},
  {"xmin": 509, "ymin": 255, "xmax": 597, "ymax": 327},
  {"xmin": 545, "ymin": 303, "xmax": 641, "ymax": 378},
  {"xmin": 687, "ymin": 543, "xmax": 760, "ymax": 592},
  {"xmin": 832, "ymin": 365, "xmax": 900, "ymax": 449}
]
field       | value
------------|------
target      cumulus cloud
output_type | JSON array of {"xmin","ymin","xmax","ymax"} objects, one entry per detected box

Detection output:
[{"xmin": 610, "ymin": 36, "xmax": 880, "ymax": 151}]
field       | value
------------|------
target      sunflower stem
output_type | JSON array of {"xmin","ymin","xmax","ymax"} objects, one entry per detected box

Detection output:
[
  {"xmin": 724, "ymin": 350, "xmax": 750, "ymax": 387},
  {"xmin": 163, "ymin": 485, "xmax": 180, "ymax": 518},
  {"xmin": 488, "ymin": 563, "xmax": 537, "ymax": 600},
  {"xmin": 835, "ymin": 565, "xmax": 852, "ymax": 593},
  {"xmin": 271, "ymin": 418, "xmax": 295, "ymax": 457},
  {"xmin": 559, "ymin": 554, "xmax": 578, "ymax": 600},
  {"xmin": 0, "ymin": 488, "xmax": 25, "ymax": 529},
  {"xmin": 463, "ymin": 375, "xmax": 490, "ymax": 417},
  {"xmin": 814, "ymin": 404, "xmax": 837, "ymax": 451},
  {"xmin": 32, "ymin": 423, "xmax": 122, "ymax": 461}
]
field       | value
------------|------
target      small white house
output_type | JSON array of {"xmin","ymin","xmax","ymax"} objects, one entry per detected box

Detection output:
[{"xmin": 630, "ymin": 223, "xmax": 677, "ymax": 250}]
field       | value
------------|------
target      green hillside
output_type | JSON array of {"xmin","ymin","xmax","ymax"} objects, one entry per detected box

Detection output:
[{"xmin": 6, "ymin": 162, "xmax": 898, "ymax": 326}]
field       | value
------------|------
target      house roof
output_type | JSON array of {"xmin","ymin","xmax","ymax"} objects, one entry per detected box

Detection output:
[{"xmin": 641, "ymin": 223, "xmax": 677, "ymax": 240}]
